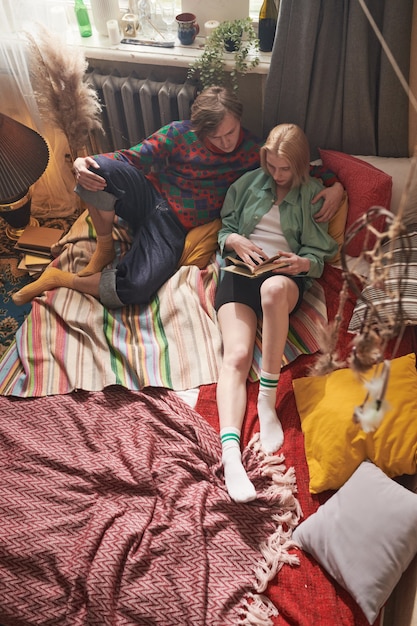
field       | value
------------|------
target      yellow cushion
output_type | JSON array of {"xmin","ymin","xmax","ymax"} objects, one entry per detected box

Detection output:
[
  {"xmin": 178, "ymin": 219, "xmax": 221, "ymax": 269},
  {"xmin": 293, "ymin": 353, "xmax": 417, "ymax": 494},
  {"xmin": 327, "ymin": 192, "xmax": 348, "ymax": 264}
]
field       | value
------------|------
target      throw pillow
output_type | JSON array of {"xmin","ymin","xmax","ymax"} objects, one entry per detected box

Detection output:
[
  {"xmin": 292, "ymin": 461, "xmax": 417, "ymax": 625},
  {"xmin": 348, "ymin": 227, "xmax": 417, "ymax": 331},
  {"xmin": 352, "ymin": 156, "xmax": 414, "ymax": 220},
  {"xmin": 319, "ymin": 149, "xmax": 393, "ymax": 257},
  {"xmin": 178, "ymin": 218, "xmax": 221, "ymax": 269},
  {"xmin": 327, "ymin": 192, "xmax": 349, "ymax": 265},
  {"xmin": 292, "ymin": 352, "xmax": 417, "ymax": 494}
]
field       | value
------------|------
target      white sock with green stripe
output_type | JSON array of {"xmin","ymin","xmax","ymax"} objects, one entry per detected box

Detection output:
[
  {"xmin": 220, "ymin": 427, "xmax": 256, "ymax": 503},
  {"xmin": 257, "ymin": 370, "xmax": 284, "ymax": 454}
]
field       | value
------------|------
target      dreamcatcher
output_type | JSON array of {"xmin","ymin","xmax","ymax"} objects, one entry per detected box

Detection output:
[
  {"xmin": 311, "ymin": 151, "xmax": 417, "ymax": 433},
  {"xmin": 310, "ymin": 0, "xmax": 417, "ymax": 431},
  {"xmin": 307, "ymin": 0, "xmax": 417, "ymax": 434}
]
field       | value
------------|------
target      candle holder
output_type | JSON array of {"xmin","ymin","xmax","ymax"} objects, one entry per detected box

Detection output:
[{"xmin": 121, "ymin": 12, "xmax": 139, "ymax": 37}]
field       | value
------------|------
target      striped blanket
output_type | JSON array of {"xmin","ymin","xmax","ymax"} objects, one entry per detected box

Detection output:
[{"xmin": 0, "ymin": 211, "xmax": 328, "ymax": 397}]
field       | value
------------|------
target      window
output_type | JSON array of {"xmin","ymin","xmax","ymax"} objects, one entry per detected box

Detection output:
[
  {"xmin": 37, "ymin": 0, "xmax": 266, "ymax": 23},
  {"xmin": 250, "ymin": 0, "xmax": 263, "ymax": 19},
  {"xmin": 89, "ymin": 0, "xmax": 264, "ymax": 21}
]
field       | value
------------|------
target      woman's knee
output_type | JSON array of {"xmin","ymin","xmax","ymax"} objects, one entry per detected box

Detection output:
[
  {"xmin": 261, "ymin": 277, "xmax": 298, "ymax": 312},
  {"xmin": 222, "ymin": 343, "xmax": 253, "ymax": 373}
]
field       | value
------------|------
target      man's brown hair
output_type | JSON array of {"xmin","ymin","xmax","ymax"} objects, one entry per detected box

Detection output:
[{"xmin": 191, "ymin": 86, "xmax": 243, "ymax": 140}]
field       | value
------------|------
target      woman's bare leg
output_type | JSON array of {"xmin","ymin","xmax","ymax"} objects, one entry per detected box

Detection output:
[
  {"xmin": 217, "ymin": 302, "xmax": 258, "ymax": 503},
  {"xmin": 257, "ymin": 276, "xmax": 299, "ymax": 454}
]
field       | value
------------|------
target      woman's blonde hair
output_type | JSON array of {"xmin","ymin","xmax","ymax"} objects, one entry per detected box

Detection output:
[
  {"xmin": 260, "ymin": 123, "xmax": 310, "ymax": 188},
  {"xmin": 191, "ymin": 86, "xmax": 243, "ymax": 140}
]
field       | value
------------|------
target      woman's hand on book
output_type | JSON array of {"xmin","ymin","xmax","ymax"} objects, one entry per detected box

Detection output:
[
  {"xmin": 225, "ymin": 234, "xmax": 266, "ymax": 266},
  {"xmin": 275, "ymin": 251, "xmax": 310, "ymax": 274}
]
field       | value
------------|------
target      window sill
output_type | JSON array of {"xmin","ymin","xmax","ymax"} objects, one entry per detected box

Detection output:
[{"xmin": 68, "ymin": 27, "xmax": 272, "ymax": 73}]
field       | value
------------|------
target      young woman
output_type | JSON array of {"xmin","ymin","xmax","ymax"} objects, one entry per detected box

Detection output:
[{"xmin": 215, "ymin": 123, "xmax": 338, "ymax": 503}]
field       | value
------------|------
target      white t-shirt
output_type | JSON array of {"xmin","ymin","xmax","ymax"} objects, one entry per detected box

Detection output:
[{"xmin": 249, "ymin": 203, "xmax": 291, "ymax": 259}]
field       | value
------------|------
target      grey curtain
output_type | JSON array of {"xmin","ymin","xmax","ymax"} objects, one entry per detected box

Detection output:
[{"xmin": 262, "ymin": 0, "xmax": 413, "ymax": 159}]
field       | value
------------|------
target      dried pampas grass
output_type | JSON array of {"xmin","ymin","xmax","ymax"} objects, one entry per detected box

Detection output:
[
  {"xmin": 25, "ymin": 24, "xmax": 103, "ymax": 159},
  {"xmin": 309, "ymin": 278, "xmax": 349, "ymax": 376},
  {"xmin": 308, "ymin": 319, "xmax": 345, "ymax": 376}
]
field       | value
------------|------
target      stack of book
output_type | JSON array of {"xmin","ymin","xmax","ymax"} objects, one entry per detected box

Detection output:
[{"xmin": 15, "ymin": 225, "xmax": 64, "ymax": 276}]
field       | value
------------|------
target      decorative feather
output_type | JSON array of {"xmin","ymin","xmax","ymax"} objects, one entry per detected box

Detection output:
[
  {"xmin": 25, "ymin": 24, "xmax": 103, "ymax": 159},
  {"xmin": 353, "ymin": 398, "xmax": 389, "ymax": 433},
  {"xmin": 348, "ymin": 329, "xmax": 383, "ymax": 374},
  {"xmin": 353, "ymin": 359, "xmax": 391, "ymax": 432}
]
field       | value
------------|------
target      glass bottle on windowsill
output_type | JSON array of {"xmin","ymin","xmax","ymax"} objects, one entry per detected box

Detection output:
[
  {"xmin": 258, "ymin": 0, "xmax": 278, "ymax": 52},
  {"xmin": 74, "ymin": 0, "xmax": 92, "ymax": 37},
  {"xmin": 138, "ymin": 0, "xmax": 152, "ymax": 36}
]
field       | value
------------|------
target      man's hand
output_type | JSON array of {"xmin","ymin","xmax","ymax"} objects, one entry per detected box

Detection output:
[
  {"xmin": 312, "ymin": 182, "xmax": 344, "ymax": 222},
  {"xmin": 73, "ymin": 156, "xmax": 107, "ymax": 191}
]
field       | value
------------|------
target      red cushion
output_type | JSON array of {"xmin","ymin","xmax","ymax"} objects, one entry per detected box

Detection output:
[{"xmin": 319, "ymin": 149, "xmax": 392, "ymax": 257}]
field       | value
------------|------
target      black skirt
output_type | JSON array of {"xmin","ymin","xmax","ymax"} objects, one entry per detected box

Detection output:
[{"xmin": 215, "ymin": 269, "xmax": 306, "ymax": 318}]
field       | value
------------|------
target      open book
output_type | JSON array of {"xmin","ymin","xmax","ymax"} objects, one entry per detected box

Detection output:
[{"xmin": 222, "ymin": 254, "xmax": 290, "ymax": 278}]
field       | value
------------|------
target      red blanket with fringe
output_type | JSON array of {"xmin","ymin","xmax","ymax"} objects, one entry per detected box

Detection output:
[
  {"xmin": 0, "ymin": 387, "xmax": 301, "ymax": 626},
  {"xmin": 0, "ymin": 264, "xmax": 413, "ymax": 625}
]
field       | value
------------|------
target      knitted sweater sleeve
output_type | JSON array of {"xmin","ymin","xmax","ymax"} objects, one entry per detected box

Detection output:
[{"xmin": 100, "ymin": 123, "xmax": 177, "ymax": 173}]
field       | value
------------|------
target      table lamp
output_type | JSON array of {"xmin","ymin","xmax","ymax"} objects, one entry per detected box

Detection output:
[{"xmin": 0, "ymin": 113, "xmax": 50, "ymax": 240}]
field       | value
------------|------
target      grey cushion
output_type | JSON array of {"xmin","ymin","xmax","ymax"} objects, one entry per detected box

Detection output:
[{"xmin": 292, "ymin": 461, "xmax": 417, "ymax": 624}]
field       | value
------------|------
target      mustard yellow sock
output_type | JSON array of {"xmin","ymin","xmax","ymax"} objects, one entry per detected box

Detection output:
[
  {"xmin": 77, "ymin": 233, "xmax": 115, "ymax": 277},
  {"xmin": 12, "ymin": 268, "xmax": 76, "ymax": 306}
]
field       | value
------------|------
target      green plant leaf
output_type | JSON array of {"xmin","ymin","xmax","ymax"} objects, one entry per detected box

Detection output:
[{"xmin": 187, "ymin": 17, "xmax": 260, "ymax": 93}]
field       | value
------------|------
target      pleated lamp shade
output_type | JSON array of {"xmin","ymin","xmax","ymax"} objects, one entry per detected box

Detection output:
[{"xmin": 0, "ymin": 113, "xmax": 50, "ymax": 239}]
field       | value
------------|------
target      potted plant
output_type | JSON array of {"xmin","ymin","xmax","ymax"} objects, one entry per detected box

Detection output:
[{"xmin": 188, "ymin": 18, "xmax": 260, "ymax": 92}]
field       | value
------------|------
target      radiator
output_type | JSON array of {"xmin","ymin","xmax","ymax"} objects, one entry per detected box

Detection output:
[{"xmin": 87, "ymin": 71, "xmax": 198, "ymax": 152}]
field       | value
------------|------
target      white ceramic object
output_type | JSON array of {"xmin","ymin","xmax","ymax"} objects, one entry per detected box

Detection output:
[{"xmin": 90, "ymin": 0, "xmax": 121, "ymax": 36}]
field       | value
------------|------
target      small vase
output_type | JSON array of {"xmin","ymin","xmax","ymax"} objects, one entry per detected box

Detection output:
[{"xmin": 90, "ymin": 0, "xmax": 121, "ymax": 36}]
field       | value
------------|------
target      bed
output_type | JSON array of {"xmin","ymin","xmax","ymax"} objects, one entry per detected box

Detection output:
[{"xmin": 0, "ymin": 152, "xmax": 416, "ymax": 626}]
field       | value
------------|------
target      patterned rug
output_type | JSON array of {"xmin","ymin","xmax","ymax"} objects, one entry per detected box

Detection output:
[{"xmin": 0, "ymin": 214, "xmax": 78, "ymax": 358}]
